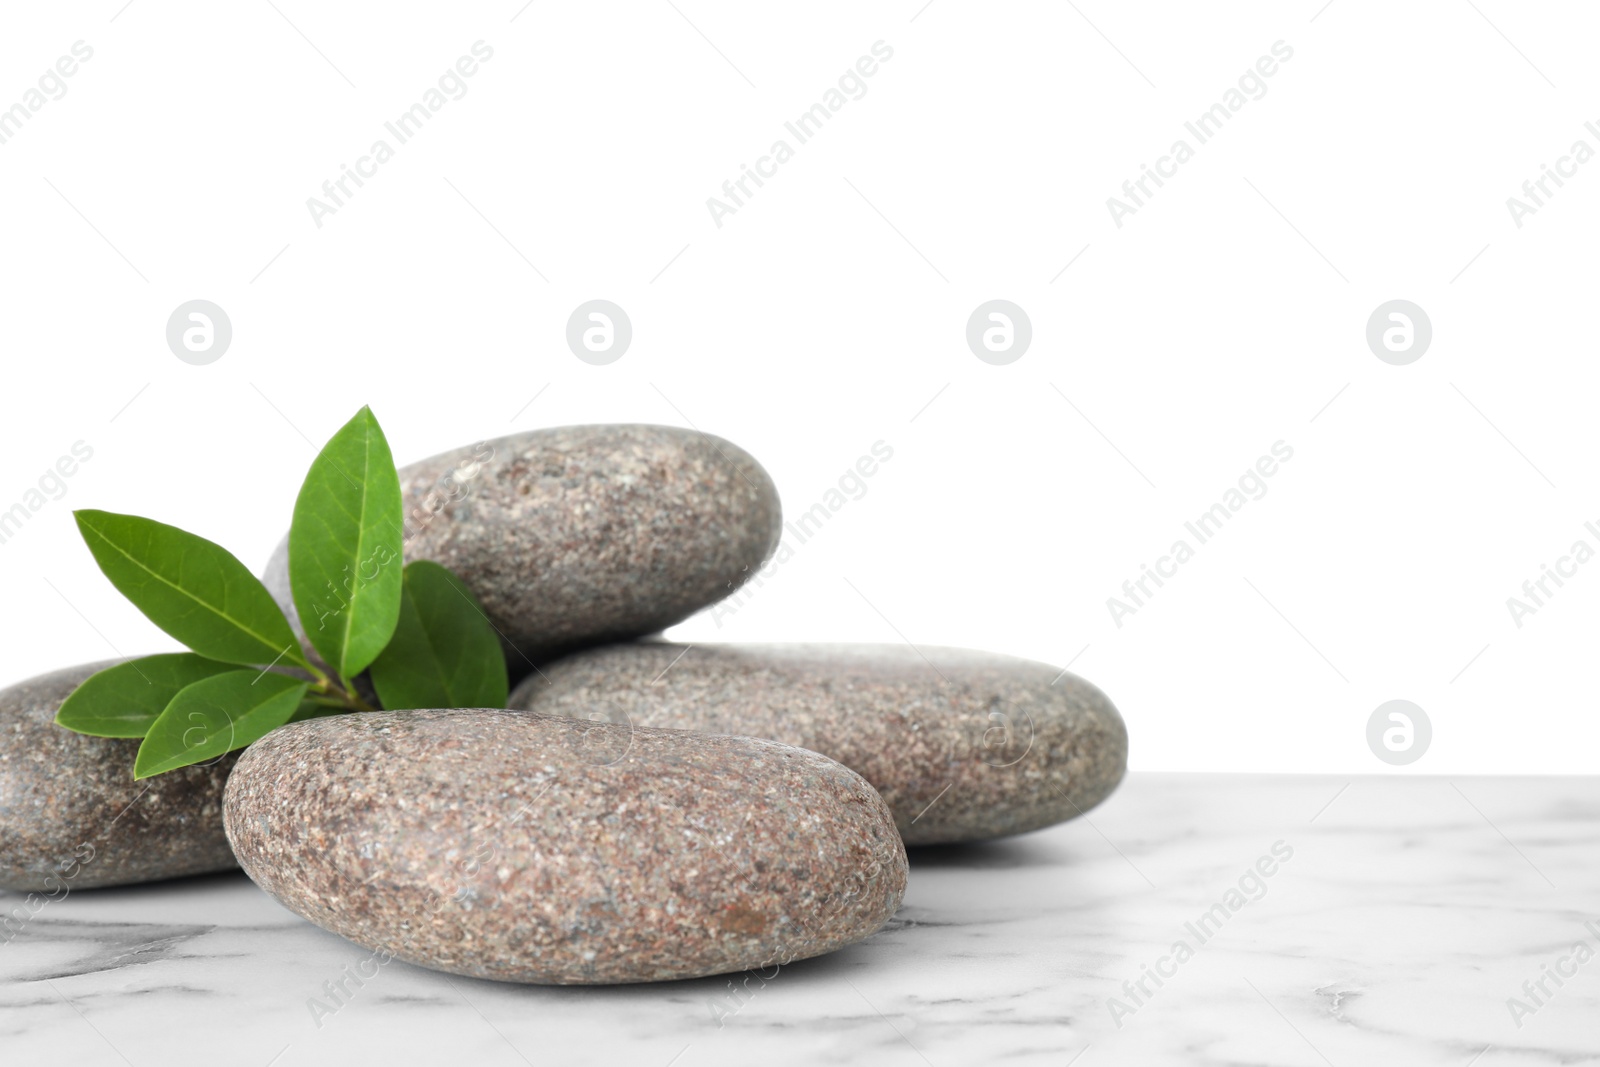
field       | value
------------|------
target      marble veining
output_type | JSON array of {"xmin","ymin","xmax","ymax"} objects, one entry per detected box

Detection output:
[{"xmin": 3, "ymin": 773, "xmax": 1598, "ymax": 1066}]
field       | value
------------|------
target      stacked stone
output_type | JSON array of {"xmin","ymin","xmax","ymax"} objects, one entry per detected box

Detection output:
[{"xmin": 0, "ymin": 425, "xmax": 1126, "ymax": 984}]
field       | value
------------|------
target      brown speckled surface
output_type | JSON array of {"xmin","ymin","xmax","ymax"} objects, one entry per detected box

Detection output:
[
  {"xmin": 224, "ymin": 708, "xmax": 907, "ymax": 985},
  {"xmin": 262, "ymin": 424, "xmax": 781, "ymax": 676},
  {"xmin": 509, "ymin": 644, "xmax": 1128, "ymax": 846},
  {"xmin": 0, "ymin": 661, "xmax": 237, "ymax": 891}
]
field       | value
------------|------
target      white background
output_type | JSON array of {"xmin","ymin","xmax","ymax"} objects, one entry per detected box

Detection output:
[{"xmin": 1, "ymin": 1, "xmax": 1595, "ymax": 775}]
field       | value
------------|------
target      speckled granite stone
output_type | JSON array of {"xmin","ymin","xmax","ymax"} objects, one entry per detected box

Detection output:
[
  {"xmin": 509, "ymin": 644, "xmax": 1128, "ymax": 846},
  {"xmin": 224, "ymin": 708, "xmax": 907, "ymax": 985},
  {"xmin": 262, "ymin": 424, "xmax": 781, "ymax": 677},
  {"xmin": 0, "ymin": 661, "xmax": 237, "ymax": 891}
]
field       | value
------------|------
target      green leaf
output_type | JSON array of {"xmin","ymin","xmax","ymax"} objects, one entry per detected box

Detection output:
[
  {"xmin": 74, "ymin": 510, "xmax": 308, "ymax": 670},
  {"xmin": 134, "ymin": 670, "xmax": 307, "ymax": 779},
  {"xmin": 55, "ymin": 653, "xmax": 239, "ymax": 738},
  {"xmin": 289, "ymin": 406, "xmax": 404, "ymax": 679},
  {"xmin": 370, "ymin": 561, "xmax": 508, "ymax": 711}
]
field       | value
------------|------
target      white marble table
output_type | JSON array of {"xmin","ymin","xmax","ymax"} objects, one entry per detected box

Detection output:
[{"xmin": 3, "ymin": 773, "xmax": 1597, "ymax": 1067}]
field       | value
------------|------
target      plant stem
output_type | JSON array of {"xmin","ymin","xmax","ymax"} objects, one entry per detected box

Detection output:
[
  {"xmin": 307, "ymin": 676, "xmax": 375, "ymax": 713},
  {"xmin": 344, "ymin": 689, "xmax": 376, "ymax": 712}
]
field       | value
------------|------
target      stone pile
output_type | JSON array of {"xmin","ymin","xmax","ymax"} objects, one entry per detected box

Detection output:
[{"xmin": 0, "ymin": 425, "xmax": 1126, "ymax": 984}]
